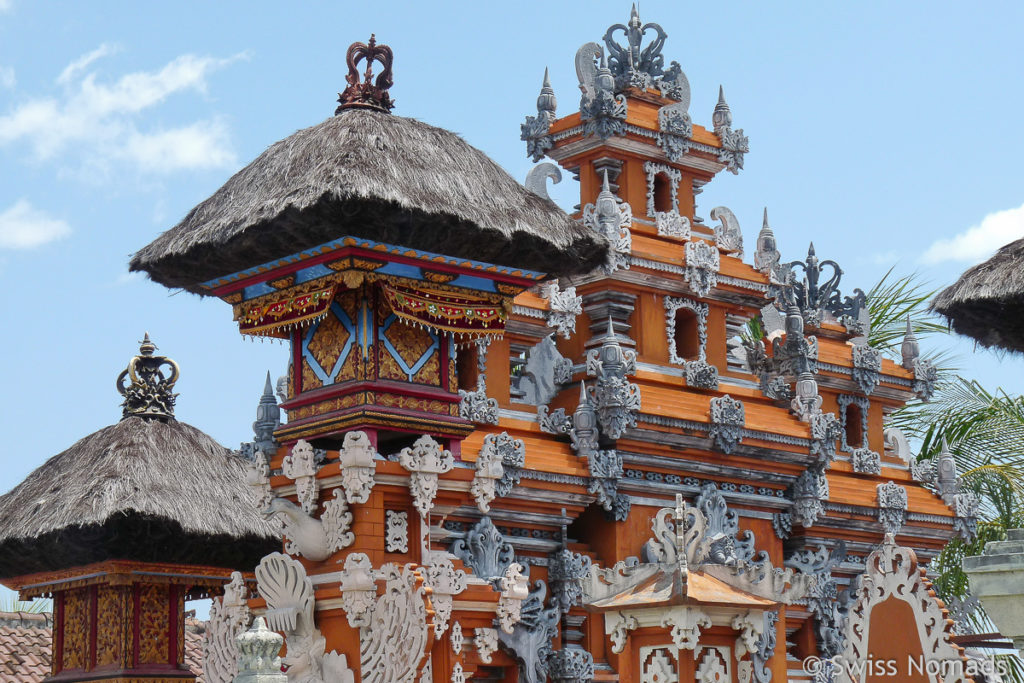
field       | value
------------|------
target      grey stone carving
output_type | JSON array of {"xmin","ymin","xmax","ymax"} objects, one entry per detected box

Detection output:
[
  {"xmin": 837, "ymin": 394, "xmax": 869, "ymax": 453},
  {"xmin": 900, "ymin": 318, "xmax": 919, "ymax": 370},
  {"xmin": 709, "ymin": 206, "xmax": 743, "ymax": 256},
  {"xmin": 784, "ymin": 544, "xmax": 852, "ymax": 658},
  {"xmin": 809, "ymin": 412, "xmax": 841, "ymax": 467},
  {"xmin": 588, "ymin": 448, "xmax": 629, "ymax": 521},
  {"xmin": 953, "ymin": 492, "xmax": 979, "ymax": 541},
  {"xmin": 711, "ymin": 87, "xmax": 748, "ymax": 175},
  {"xmin": 709, "ymin": 395, "xmax": 744, "ymax": 454},
  {"xmin": 772, "ymin": 513, "xmax": 792, "ymax": 540},
  {"xmin": 583, "ymin": 171, "xmax": 632, "ymax": 273},
  {"xmin": 851, "ymin": 343, "xmax": 882, "ymax": 396},
  {"xmin": 750, "ymin": 611, "xmax": 777, "ymax": 683},
  {"xmin": 851, "ymin": 448, "xmax": 881, "ymax": 475},
  {"xmin": 512, "ymin": 335, "xmax": 573, "ymax": 406},
  {"xmin": 548, "ymin": 648, "xmax": 595, "ymax": 683},
  {"xmin": 451, "ymin": 516, "xmax": 516, "ymax": 580},
  {"xmin": 876, "ymin": 481, "xmax": 908, "ymax": 535},
  {"xmin": 657, "ymin": 102, "xmax": 692, "ymax": 161},
  {"xmin": 521, "ymin": 69, "xmax": 557, "ymax": 161},
  {"xmin": 753, "ymin": 209, "xmax": 780, "ymax": 275},
  {"xmin": 537, "ymin": 405, "xmax": 573, "ymax": 435},
  {"xmin": 544, "ymin": 282, "xmax": 583, "ymax": 340},
  {"xmin": 576, "ymin": 43, "xmax": 627, "ymax": 140},
  {"xmin": 234, "ymin": 617, "xmax": 289, "ymax": 683},
  {"xmin": 883, "ymin": 426, "xmax": 913, "ymax": 463},
  {"xmin": 685, "ymin": 361, "xmax": 719, "ymax": 390},
  {"xmin": 385, "ymin": 510, "xmax": 408, "ymax": 553},
  {"xmin": 398, "ymin": 435, "xmax": 454, "ymax": 517},
  {"xmin": 791, "ymin": 467, "xmax": 828, "ymax": 528},
  {"xmin": 712, "ymin": 85, "xmax": 732, "ymax": 135},
  {"xmin": 586, "ymin": 319, "xmax": 641, "ymax": 440},
  {"xmin": 684, "ymin": 240, "xmax": 720, "ymax": 298},
  {"xmin": 338, "ymin": 430, "xmax": 377, "ymax": 505},
  {"xmin": 912, "ymin": 358, "xmax": 938, "ymax": 401},
  {"xmin": 497, "ymin": 580, "xmax": 560, "ymax": 683},
  {"xmin": 664, "ymin": 296, "xmax": 709, "ymax": 365},
  {"xmin": 655, "ymin": 209, "xmax": 691, "ymax": 239},
  {"xmin": 777, "ymin": 243, "xmax": 869, "ymax": 333},
  {"xmin": 525, "ymin": 162, "xmax": 562, "ymax": 200},
  {"xmin": 486, "ymin": 432, "xmax": 527, "ymax": 498},
  {"xmin": 603, "ymin": 6, "xmax": 667, "ymax": 90},
  {"xmin": 570, "ymin": 382, "xmax": 600, "ymax": 457},
  {"xmin": 643, "ymin": 162, "xmax": 681, "ymax": 216},
  {"xmin": 243, "ymin": 372, "xmax": 281, "ymax": 461},
  {"xmin": 549, "ymin": 522, "xmax": 593, "ymax": 615},
  {"xmin": 459, "ymin": 338, "xmax": 499, "ymax": 425}
]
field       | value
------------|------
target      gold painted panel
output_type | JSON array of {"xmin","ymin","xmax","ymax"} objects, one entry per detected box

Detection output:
[
  {"xmin": 137, "ymin": 584, "xmax": 168, "ymax": 665},
  {"xmin": 62, "ymin": 587, "xmax": 90, "ymax": 671},
  {"xmin": 96, "ymin": 585, "xmax": 131, "ymax": 668}
]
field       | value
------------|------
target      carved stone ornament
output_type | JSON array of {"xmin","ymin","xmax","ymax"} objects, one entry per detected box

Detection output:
[
  {"xmin": 656, "ymin": 209, "xmax": 692, "ymax": 239},
  {"xmin": 398, "ymin": 435, "xmax": 454, "ymax": 517},
  {"xmin": 339, "ymin": 553, "xmax": 377, "ymax": 629},
  {"xmin": 498, "ymin": 579, "xmax": 561, "ymax": 683},
  {"xmin": 883, "ymin": 426, "xmax": 913, "ymax": 464},
  {"xmin": 953, "ymin": 491, "xmax": 979, "ymax": 541},
  {"xmin": 425, "ymin": 559, "xmax": 468, "ymax": 638},
  {"xmin": 684, "ymin": 240, "xmax": 720, "ymax": 298},
  {"xmin": 709, "ymin": 206, "xmax": 743, "ymax": 256},
  {"xmin": 488, "ymin": 432, "xmax": 526, "ymax": 498},
  {"xmin": 753, "ymin": 209, "xmax": 781, "ymax": 275},
  {"xmin": 837, "ymin": 394, "xmax": 869, "ymax": 454},
  {"xmin": 549, "ymin": 526, "xmax": 593, "ymax": 614},
  {"xmin": 451, "ymin": 662, "xmax": 466, "ymax": 683},
  {"xmin": 777, "ymin": 243, "xmax": 870, "ymax": 332},
  {"xmin": 606, "ymin": 611, "xmax": 640, "ymax": 654},
  {"xmin": 663, "ymin": 606, "xmax": 712, "ymax": 651},
  {"xmin": 264, "ymin": 497, "xmax": 335, "ymax": 562},
  {"xmin": 851, "ymin": 343, "xmax": 882, "ymax": 395},
  {"xmin": 709, "ymin": 395, "xmax": 745, "ymax": 454},
  {"xmin": 470, "ymin": 444, "xmax": 504, "ymax": 514},
  {"xmin": 544, "ymin": 281, "xmax": 583, "ymax": 340},
  {"xmin": 338, "ymin": 430, "xmax": 377, "ymax": 504},
  {"xmin": 521, "ymin": 69, "xmax": 557, "ymax": 161},
  {"xmin": 664, "ymin": 297, "xmax": 709, "ymax": 366},
  {"xmin": 851, "ymin": 447, "xmax": 881, "ymax": 475},
  {"xmin": 282, "ymin": 440, "xmax": 320, "ymax": 515},
  {"xmin": 246, "ymin": 456, "xmax": 274, "ymax": 513},
  {"xmin": 835, "ymin": 536, "xmax": 967, "ymax": 683},
  {"xmin": 321, "ymin": 489, "xmax": 355, "ymax": 553},
  {"xmin": 912, "ymin": 357, "xmax": 938, "ymax": 401},
  {"xmin": 358, "ymin": 564, "xmax": 431, "ymax": 683},
  {"xmin": 696, "ymin": 647, "xmax": 730, "ymax": 683},
  {"xmin": 474, "ymin": 628, "xmax": 499, "ymax": 664},
  {"xmin": 583, "ymin": 171, "xmax": 632, "ymax": 273},
  {"xmin": 644, "ymin": 162, "xmax": 682, "ymax": 216},
  {"xmin": 772, "ymin": 513, "xmax": 792, "ymax": 540},
  {"xmin": 204, "ymin": 571, "xmax": 252, "ymax": 683},
  {"xmin": 537, "ymin": 404, "xmax": 573, "ymax": 435},
  {"xmin": 116, "ymin": 333, "xmax": 180, "ymax": 420},
  {"xmin": 876, "ymin": 481, "xmax": 907, "ymax": 535},
  {"xmin": 791, "ymin": 467, "xmax": 828, "ymax": 528},
  {"xmin": 576, "ymin": 43, "xmax": 628, "ymax": 140},
  {"xmin": 749, "ymin": 611, "xmax": 777, "ymax": 683},
  {"xmin": 657, "ymin": 102, "xmax": 693, "ymax": 162},
  {"xmin": 450, "ymin": 621, "xmax": 464, "ymax": 654},
  {"xmin": 385, "ymin": 510, "xmax": 408, "ymax": 553},
  {"xmin": 588, "ymin": 449, "xmax": 630, "ymax": 521},
  {"xmin": 451, "ymin": 516, "xmax": 516, "ymax": 580},
  {"xmin": 256, "ymin": 552, "xmax": 356, "ymax": 683},
  {"xmin": 459, "ymin": 378, "xmax": 500, "ymax": 425},
  {"xmin": 526, "ymin": 162, "xmax": 562, "ymax": 200},
  {"xmin": 496, "ymin": 562, "xmax": 530, "ymax": 634},
  {"xmin": 586, "ymin": 319, "xmax": 641, "ymax": 440},
  {"xmin": 512, "ymin": 335, "xmax": 572, "ymax": 407},
  {"xmin": 549, "ymin": 647, "xmax": 596, "ymax": 683},
  {"xmin": 234, "ymin": 616, "xmax": 289, "ymax": 683},
  {"xmin": 809, "ymin": 412, "xmax": 841, "ymax": 467},
  {"xmin": 784, "ymin": 543, "xmax": 858, "ymax": 659}
]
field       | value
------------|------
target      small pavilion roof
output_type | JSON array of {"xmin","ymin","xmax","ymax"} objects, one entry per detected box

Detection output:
[{"xmin": 585, "ymin": 566, "xmax": 779, "ymax": 612}]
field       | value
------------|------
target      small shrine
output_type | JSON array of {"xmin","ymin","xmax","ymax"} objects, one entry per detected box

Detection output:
[
  {"xmin": 0, "ymin": 337, "xmax": 276, "ymax": 682},
  {"xmin": 0, "ymin": 8, "xmax": 993, "ymax": 683}
]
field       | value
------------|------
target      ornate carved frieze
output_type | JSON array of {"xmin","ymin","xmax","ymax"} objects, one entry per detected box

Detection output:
[
  {"xmin": 496, "ymin": 562, "xmax": 530, "ymax": 634},
  {"xmin": 537, "ymin": 405, "xmax": 573, "ymax": 435},
  {"xmin": 398, "ymin": 435, "xmax": 454, "ymax": 517},
  {"xmin": 771, "ymin": 512, "xmax": 792, "ymax": 540},
  {"xmin": 851, "ymin": 448, "xmax": 881, "ymax": 475},
  {"xmin": 576, "ymin": 43, "xmax": 628, "ymax": 140},
  {"xmin": 663, "ymin": 607, "xmax": 712, "ymax": 651},
  {"xmin": 711, "ymin": 88, "xmax": 748, "ymax": 175},
  {"xmin": 358, "ymin": 564, "xmax": 431, "ymax": 683},
  {"xmin": 641, "ymin": 647, "xmax": 677, "ymax": 683},
  {"xmin": 912, "ymin": 358, "xmax": 938, "ymax": 401},
  {"xmin": 583, "ymin": 171, "xmax": 632, "ymax": 273},
  {"xmin": 657, "ymin": 102, "xmax": 693, "ymax": 162},
  {"xmin": 549, "ymin": 648, "xmax": 596, "ymax": 683},
  {"xmin": 474, "ymin": 628, "xmax": 499, "ymax": 664},
  {"xmin": 876, "ymin": 481, "xmax": 907, "ymax": 535},
  {"xmin": 204, "ymin": 572, "xmax": 252, "ymax": 683},
  {"xmin": 586, "ymin": 321, "xmax": 641, "ymax": 440},
  {"xmin": 385, "ymin": 510, "xmax": 408, "ymax": 553},
  {"xmin": 837, "ymin": 394, "xmax": 869, "ymax": 453},
  {"xmin": 709, "ymin": 206, "xmax": 743, "ymax": 256},
  {"xmin": 851, "ymin": 343, "xmax": 882, "ymax": 395},
  {"xmin": 234, "ymin": 617, "xmax": 288, "ymax": 683},
  {"xmin": 544, "ymin": 282, "xmax": 583, "ymax": 340},
  {"xmin": 749, "ymin": 611, "xmax": 777, "ymax": 683},
  {"xmin": 425, "ymin": 559, "xmax": 468, "ymax": 638},
  {"xmin": 549, "ymin": 524, "xmax": 593, "ymax": 615},
  {"xmin": 809, "ymin": 412, "xmax": 841, "ymax": 467},
  {"xmin": 451, "ymin": 516, "xmax": 516, "ymax": 580},
  {"xmin": 791, "ymin": 467, "xmax": 828, "ymax": 528},
  {"xmin": 521, "ymin": 69, "xmax": 557, "ymax": 161},
  {"xmin": 459, "ymin": 338, "xmax": 499, "ymax": 425},
  {"xmin": 498, "ymin": 579, "xmax": 561, "ymax": 683},
  {"xmin": 684, "ymin": 241, "xmax": 720, "ymax": 298},
  {"xmin": 321, "ymin": 489, "xmax": 355, "ymax": 553},
  {"xmin": 696, "ymin": 647, "xmax": 730, "ymax": 683},
  {"xmin": 785, "ymin": 544, "xmax": 857, "ymax": 658},
  {"xmin": 644, "ymin": 162, "xmax": 682, "ymax": 216},
  {"xmin": 656, "ymin": 210, "xmax": 692, "ymax": 239},
  {"xmin": 709, "ymin": 395, "xmax": 744, "ymax": 454},
  {"xmin": 664, "ymin": 297, "xmax": 709, "ymax": 365},
  {"xmin": 282, "ymin": 439, "xmax": 320, "ymax": 515},
  {"xmin": 338, "ymin": 430, "xmax": 377, "ymax": 504}
]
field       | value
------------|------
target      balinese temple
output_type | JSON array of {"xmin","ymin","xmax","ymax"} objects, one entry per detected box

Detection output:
[{"xmin": 0, "ymin": 10, "xmax": 993, "ymax": 683}]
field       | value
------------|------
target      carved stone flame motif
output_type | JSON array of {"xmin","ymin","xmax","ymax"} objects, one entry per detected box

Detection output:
[
  {"xmin": 116, "ymin": 333, "xmax": 180, "ymax": 420},
  {"xmin": 336, "ymin": 35, "xmax": 395, "ymax": 113}
]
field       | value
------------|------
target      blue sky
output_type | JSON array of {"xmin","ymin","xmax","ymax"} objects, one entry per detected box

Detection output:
[{"xmin": 1, "ymin": 1, "xmax": 1023, "ymax": 526}]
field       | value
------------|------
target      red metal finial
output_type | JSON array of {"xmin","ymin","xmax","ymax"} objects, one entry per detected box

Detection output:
[{"xmin": 336, "ymin": 34, "xmax": 395, "ymax": 113}]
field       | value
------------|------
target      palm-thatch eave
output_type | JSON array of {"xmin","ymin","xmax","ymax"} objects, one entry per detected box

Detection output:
[
  {"xmin": 130, "ymin": 109, "xmax": 608, "ymax": 292},
  {"xmin": 931, "ymin": 237, "xmax": 1024, "ymax": 354}
]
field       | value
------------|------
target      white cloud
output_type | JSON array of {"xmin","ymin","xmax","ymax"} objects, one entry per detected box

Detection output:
[
  {"xmin": 0, "ymin": 65, "xmax": 13, "ymax": 89},
  {"xmin": 0, "ymin": 46, "xmax": 245, "ymax": 174},
  {"xmin": 0, "ymin": 0, "xmax": 11, "ymax": 13},
  {"xmin": 0, "ymin": 199, "xmax": 71, "ymax": 249},
  {"xmin": 921, "ymin": 202, "xmax": 1024, "ymax": 265}
]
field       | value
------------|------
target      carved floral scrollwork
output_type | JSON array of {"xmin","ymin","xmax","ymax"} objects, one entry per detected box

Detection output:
[
  {"xmin": 424, "ymin": 559, "xmax": 467, "ymax": 638},
  {"xmin": 282, "ymin": 439, "xmax": 320, "ymax": 515},
  {"xmin": 338, "ymin": 430, "xmax": 377, "ymax": 504},
  {"xmin": 398, "ymin": 435, "xmax": 454, "ymax": 517},
  {"xmin": 203, "ymin": 571, "xmax": 252, "ymax": 683}
]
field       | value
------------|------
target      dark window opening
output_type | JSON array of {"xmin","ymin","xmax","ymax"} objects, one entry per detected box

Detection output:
[
  {"xmin": 845, "ymin": 404, "xmax": 864, "ymax": 449},
  {"xmin": 377, "ymin": 430, "xmax": 421, "ymax": 458},
  {"xmin": 456, "ymin": 345, "xmax": 479, "ymax": 392},
  {"xmin": 674, "ymin": 308, "xmax": 701, "ymax": 361},
  {"xmin": 653, "ymin": 174, "xmax": 673, "ymax": 213}
]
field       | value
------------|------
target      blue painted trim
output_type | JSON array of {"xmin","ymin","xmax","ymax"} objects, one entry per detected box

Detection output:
[
  {"xmin": 301, "ymin": 302, "xmax": 356, "ymax": 384},
  {"xmin": 295, "ymin": 263, "xmax": 333, "ymax": 283},
  {"xmin": 378, "ymin": 314, "xmax": 439, "ymax": 382}
]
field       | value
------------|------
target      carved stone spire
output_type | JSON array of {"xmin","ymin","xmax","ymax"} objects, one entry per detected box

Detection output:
[
  {"xmin": 712, "ymin": 85, "xmax": 732, "ymax": 134},
  {"xmin": 901, "ymin": 318, "xmax": 920, "ymax": 370},
  {"xmin": 537, "ymin": 67, "xmax": 557, "ymax": 117},
  {"xmin": 116, "ymin": 334, "xmax": 180, "ymax": 421},
  {"xmin": 336, "ymin": 35, "xmax": 395, "ymax": 113},
  {"xmin": 253, "ymin": 371, "xmax": 281, "ymax": 456},
  {"xmin": 754, "ymin": 208, "xmax": 781, "ymax": 275}
]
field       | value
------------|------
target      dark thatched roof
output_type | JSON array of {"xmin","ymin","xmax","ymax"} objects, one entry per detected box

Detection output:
[
  {"xmin": 931, "ymin": 237, "xmax": 1024, "ymax": 354},
  {"xmin": 130, "ymin": 109, "xmax": 608, "ymax": 292},
  {"xmin": 0, "ymin": 416, "xmax": 278, "ymax": 577}
]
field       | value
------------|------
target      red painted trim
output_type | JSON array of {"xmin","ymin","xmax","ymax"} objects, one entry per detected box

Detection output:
[
  {"xmin": 292, "ymin": 328, "xmax": 303, "ymax": 397},
  {"xmin": 167, "ymin": 585, "xmax": 177, "ymax": 665},
  {"xmin": 208, "ymin": 244, "xmax": 540, "ymax": 297},
  {"xmin": 54, "ymin": 591, "xmax": 65, "ymax": 675},
  {"xmin": 280, "ymin": 379, "xmax": 458, "ymax": 411},
  {"xmin": 132, "ymin": 584, "xmax": 140, "ymax": 668}
]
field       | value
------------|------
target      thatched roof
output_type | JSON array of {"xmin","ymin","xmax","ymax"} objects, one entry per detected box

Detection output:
[
  {"xmin": 130, "ymin": 109, "xmax": 608, "ymax": 292},
  {"xmin": 0, "ymin": 416, "xmax": 278, "ymax": 577},
  {"xmin": 932, "ymin": 237, "xmax": 1024, "ymax": 353}
]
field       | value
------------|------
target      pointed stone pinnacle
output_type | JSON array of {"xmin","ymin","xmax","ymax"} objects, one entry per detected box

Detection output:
[
  {"xmin": 542, "ymin": 66, "xmax": 551, "ymax": 89},
  {"xmin": 717, "ymin": 85, "xmax": 728, "ymax": 107},
  {"xmin": 263, "ymin": 371, "xmax": 275, "ymax": 396},
  {"xmin": 578, "ymin": 380, "xmax": 589, "ymax": 403},
  {"xmin": 762, "ymin": 207, "xmax": 770, "ymax": 231},
  {"xmin": 601, "ymin": 168, "xmax": 611, "ymax": 193},
  {"xmin": 808, "ymin": 242, "xmax": 816, "ymax": 256},
  {"xmin": 606, "ymin": 316, "xmax": 616, "ymax": 341},
  {"xmin": 905, "ymin": 317, "xmax": 914, "ymax": 336}
]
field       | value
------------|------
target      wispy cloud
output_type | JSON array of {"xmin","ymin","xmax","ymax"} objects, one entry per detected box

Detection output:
[
  {"xmin": 0, "ymin": 65, "xmax": 13, "ymax": 89},
  {"xmin": 0, "ymin": 0, "xmax": 11, "ymax": 13},
  {"xmin": 921, "ymin": 202, "xmax": 1024, "ymax": 265},
  {"xmin": 0, "ymin": 46, "xmax": 245, "ymax": 175},
  {"xmin": 0, "ymin": 199, "xmax": 71, "ymax": 249}
]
